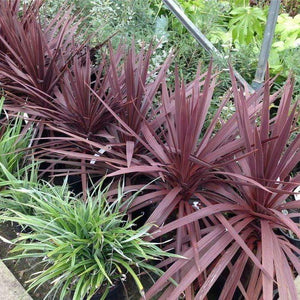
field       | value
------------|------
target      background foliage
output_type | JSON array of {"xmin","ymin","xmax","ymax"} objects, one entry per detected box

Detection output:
[{"xmin": 33, "ymin": 0, "xmax": 300, "ymax": 120}]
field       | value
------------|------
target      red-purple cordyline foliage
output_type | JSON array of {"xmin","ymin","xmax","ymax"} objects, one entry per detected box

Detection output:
[
  {"xmin": 0, "ymin": 0, "xmax": 79, "ymax": 99},
  {"xmin": 0, "ymin": 0, "xmax": 173, "ymax": 159},
  {"xmin": 143, "ymin": 72, "xmax": 300, "ymax": 300},
  {"xmin": 104, "ymin": 63, "xmax": 276, "ymax": 211},
  {"xmin": 28, "ymin": 48, "xmax": 126, "ymax": 142},
  {"xmin": 0, "ymin": 1, "xmax": 116, "ymax": 155},
  {"xmin": 0, "ymin": 0, "xmax": 42, "ymax": 46},
  {"xmin": 0, "ymin": 0, "xmax": 87, "ymax": 157},
  {"xmin": 0, "ymin": 1, "xmax": 176, "ymax": 186},
  {"xmin": 41, "ymin": 44, "xmax": 172, "ymax": 185},
  {"xmin": 42, "ymin": 44, "xmax": 174, "ymax": 177},
  {"xmin": 104, "ymin": 44, "xmax": 173, "ymax": 158},
  {"xmin": 0, "ymin": 0, "xmax": 117, "ymax": 185}
]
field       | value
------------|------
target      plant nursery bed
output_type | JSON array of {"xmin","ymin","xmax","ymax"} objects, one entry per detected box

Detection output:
[{"xmin": 0, "ymin": 0, "xmax": 299, "ymax": 299}]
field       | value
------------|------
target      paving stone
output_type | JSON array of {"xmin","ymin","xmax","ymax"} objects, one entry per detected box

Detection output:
[{"xmin": 0, "ymin": 260, "xmax": 32, "ymax": 300}]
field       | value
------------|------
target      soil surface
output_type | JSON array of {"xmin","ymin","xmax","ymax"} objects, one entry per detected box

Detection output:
[{"xmin": 0, "ymin": 222, "xmax": 53, "ymax": 299}]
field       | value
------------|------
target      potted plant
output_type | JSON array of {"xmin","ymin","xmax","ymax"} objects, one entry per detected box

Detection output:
[{"xmin": 0, "ymin": 180, "xmax": 179, "ymax": 300}]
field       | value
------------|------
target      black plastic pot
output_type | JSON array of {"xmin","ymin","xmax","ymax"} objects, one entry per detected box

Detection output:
[
  {"xmin": 70, "ymin": 282, "xmax": 124, "ymax": 300},
  {"xmin": 281, "ymin": 231, "xmax": 300, "ymax": 250},
  {"xmin": 90, "ymin": 282, "xmax": 124, "ymax": 300},
  {"xmin": 279, "ymin": 216, "xmax": 300, "ymax": 254}
]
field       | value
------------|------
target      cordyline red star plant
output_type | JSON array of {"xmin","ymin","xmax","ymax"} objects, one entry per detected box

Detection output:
[
  {"xmin": 0, "ymin": 0, "xmax": 79, "ymax": 99},
  {"xmin": 30, "ymin": 44, "xmax": 174, "ymax": 178},
  {"xmin": 143, "ymin": 71, "xmax": 300, "ymax": 300},
  {"xmin": 0, "ymin": 1, "xmax": 122, "ymax": 148}
]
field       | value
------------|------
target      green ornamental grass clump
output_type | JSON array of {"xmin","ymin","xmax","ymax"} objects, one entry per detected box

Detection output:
[
  {"xmin": 0, "ymin": 182, "xmax": 178, "ymax": 300},
  {"xmin": 0, "ymin": 96, "xmax": 32, "ymax": 181}
]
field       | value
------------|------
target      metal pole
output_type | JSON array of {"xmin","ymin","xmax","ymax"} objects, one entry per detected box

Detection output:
[
  {"xmin": 252, "ymin": 0, "xmax": 280, "ymax": 90},
  {"xmin": 162, "ymin": 0, "xmax": 255, "ymax": 93}
]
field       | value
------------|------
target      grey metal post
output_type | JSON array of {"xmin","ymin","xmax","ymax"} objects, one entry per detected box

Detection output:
[
  {"xmin": 162, "ymin": 0, "xmax": 255, "ymax": 93},
  {"xmin": 252, "ymin": 0, "xmax": 280, "ymax": 90}
]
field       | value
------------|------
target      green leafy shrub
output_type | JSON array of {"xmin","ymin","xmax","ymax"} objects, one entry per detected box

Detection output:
[
  {"xmin": 0, "ymin": 182, "xmax": 178, "ymax": 300},
  {"xmin": 38, "ymin": 0, "xmax": 156, "ymax": 47},
  {"xmin": 152, "ymin": 0, "xmax": 300, "ymax": 96},
  {"xmin": 229, "ymin": 5, "xmax": 267, "ymax": 44},
  {"xmin": 269, "ymin": 14, "xmax": 300, "ymax": 74}
]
